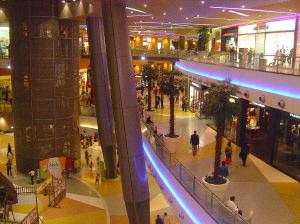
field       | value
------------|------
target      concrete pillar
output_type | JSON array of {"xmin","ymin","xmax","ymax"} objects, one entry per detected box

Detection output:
[
  {"xmin": 151, "ymin": 36, "xmax": 158, "ymax": 50},
  {"xmin": 8, "ymin": 0, "xmax": 80, "ymax": 173},
  {"xmin": 102, "ymin": 0, "xmax": 150, "ymax": 223},
  {"xmin": 135, "ymin": 35, "xmax": 142, "ymax": 49},
  {"xmin": 163, "ymin": 37, "xmax": 170, "ymax": 50},
  {"xmin": 86, "ymin": 17, "xmax": 117, "ymax": 179},
  {"xmin": 236, "ymin": 99, "xmax": 249, "ymax": 147}
]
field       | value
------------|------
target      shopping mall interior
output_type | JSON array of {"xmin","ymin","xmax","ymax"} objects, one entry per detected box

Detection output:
[{"xmin": 1, "ymin": 0, "xmax": 300, "ymax": 224}]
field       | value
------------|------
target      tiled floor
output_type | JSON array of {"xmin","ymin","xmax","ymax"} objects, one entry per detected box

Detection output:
[
  {"xmin": 0, "ymin": 132, "xmax": 180, "ymax": 224},
  {"xmin": 146, "ymin": 100, "xmax": 300, "ymax": 224}
]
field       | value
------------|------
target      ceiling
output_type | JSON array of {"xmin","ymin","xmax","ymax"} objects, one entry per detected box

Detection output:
[{"xmin": 126, "ymin": 0, "xmax": 300, "ymax": 37}]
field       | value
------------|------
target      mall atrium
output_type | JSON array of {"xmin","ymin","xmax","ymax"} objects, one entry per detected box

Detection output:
[{"xmin": 0, "ymin": 0, "xmax": 300, "ymax": 224}]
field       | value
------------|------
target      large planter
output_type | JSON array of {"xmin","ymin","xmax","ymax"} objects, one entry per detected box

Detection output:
[
  {"xmin": 201, "ymin": 176, "xmax": 230, "ymax": 200},
  {"xmin": 163, "ymin": 135, "xmax": 181, "ymax": 153}
]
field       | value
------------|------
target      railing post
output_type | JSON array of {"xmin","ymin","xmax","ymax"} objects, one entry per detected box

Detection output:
[
  {"xmin": 179, "ymin": 164, "xmax": 182, "ymax": 180},
  {"xmin": 193, "ymin": 176, "xmax": 196, "ymax": 194},
  {"xmin": 210, "ymin": 192, "xmax": 213, "ymax": 210},
  {"xmin": 234, "ymin": 212, "xmax": 237, "ymax": 224}
]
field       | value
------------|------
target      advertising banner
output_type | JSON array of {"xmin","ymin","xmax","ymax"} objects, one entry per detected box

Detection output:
[{"xmin": 39, "ymin": 157, "xmax": 66, "ymax": 179}]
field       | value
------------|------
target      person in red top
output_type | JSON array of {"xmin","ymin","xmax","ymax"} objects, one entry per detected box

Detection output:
[{"xmin": 153, "ymin": 86, "xmax": 158, "ymax": 96}]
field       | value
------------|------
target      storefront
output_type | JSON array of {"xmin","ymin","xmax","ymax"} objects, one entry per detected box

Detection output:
[
  {"xmin": 245, "ymin": 102, "xmax": 273, "ymax": 162},
  {"xmin": 238, "ymin": 19, "xmax": 296, "ymax": 66},
  {"xmin": 221, "ymin": 27, "xmax": 238, "ymax": 52},
  {"xmin": 79, "ymin": 26, "xmax": 89, "ymax": 56},
  {"xmin": 273, "ymin": 112, "xmax": 300, "ymax": 181},
  {"xmin": 0, "ymin": 26, "xmax": 9, "ymax": 57},
  {"xmin": 210, "ymin": 27, "xmax": 222, "ymax": 52},
  {"xmin": 189, "ymin": 82, "xmax": 201, "ymax": 116},
  {"xmin": 79, "ymin": 68, "xmax": 93, "ymax": 107}
]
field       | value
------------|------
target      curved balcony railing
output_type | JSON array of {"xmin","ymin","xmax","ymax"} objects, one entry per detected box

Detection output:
[
  {"xmin": 141, "ymin": 120, "xmax": 250, "ymax": 224},
  {"xmin": 131, "ymin": 49, "xmax": 183, "ymax": 59},
  {"xmin": 182, "ymin": 51, "xmax": 300, "ymax": 76}
]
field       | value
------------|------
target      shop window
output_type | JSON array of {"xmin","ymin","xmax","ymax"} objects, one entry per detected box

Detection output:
[{"xmin": 274, "ymin": 113, "xmax": 300, "ymax": 180}]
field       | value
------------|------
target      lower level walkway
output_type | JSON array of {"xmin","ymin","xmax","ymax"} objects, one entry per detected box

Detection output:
[
  {"xmin": 0, "ymin": 131, "xmax": 181, "ymax": 223},
  {"xmin": 146, "ymin": 101, "xmax": 300, "ymax": 224}
]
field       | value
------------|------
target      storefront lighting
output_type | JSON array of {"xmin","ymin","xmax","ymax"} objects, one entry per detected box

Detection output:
[
  {"xmin": 125, "ymin": 7, "xmax": 146, "ymax": 14},
  {"xmin": 210, "ymin": 6, "xmax": 298, "ymax": 15},
  {"xmin": 229, "ymin": 98, "xmax": 236, "ymax": 103},
  {"xmin": 250, "ymin": 102, "xmax": 265, "ymax": 108},
  {"xmin": 228, "ymin": 10, "xmax": 249, "ymax": 17},
  {"xmin": 230, "ymin": 95, "xmax": 239, "ymax": 99},
  {"xmin": 290, "ymin": 113, "xmax": 300, "ymax": 120}
]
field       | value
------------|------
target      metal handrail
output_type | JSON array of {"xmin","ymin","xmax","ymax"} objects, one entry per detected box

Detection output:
[{"xmin": 142, "ymin": 120, "xmax": 250, "ymax": 224}]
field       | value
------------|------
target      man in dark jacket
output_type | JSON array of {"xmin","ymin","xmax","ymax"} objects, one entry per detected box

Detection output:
[
  {"xmin": 190, "ymin": 131, "xmax": 200, "ymax": 156},
  {"xmin": 240, "ymin": 143, "xmax": 250, "ymax": 166}
]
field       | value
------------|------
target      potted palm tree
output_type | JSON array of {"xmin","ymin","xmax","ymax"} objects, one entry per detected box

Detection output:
[
  {"xmin": 158, "ymin": 69, "xmax": 185, "ymax": 153},
  {"xmin": 142, "ymin": 64, "xmax": 158, "ymax": 111},
  {"xmin": 201, "ymin": 80, "xmax": 239, "ymax": 198}
]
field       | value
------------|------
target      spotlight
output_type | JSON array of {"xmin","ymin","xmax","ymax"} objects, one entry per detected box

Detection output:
[
  {"xmin": 278, "ymin": 100, "xmax": 285, "ymax": 108},
  {"xmin": 259, "ymin": 95, "xmax": 265, "ymax": 103}
]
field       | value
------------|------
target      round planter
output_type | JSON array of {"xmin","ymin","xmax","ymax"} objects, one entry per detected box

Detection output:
[
  {"xmin": 163, "ymin": 135, "xmax": 181, "ymax": 153},
  {"xmin": 201, "ymin": 176, "xmax": 230, "ymax": 200}
]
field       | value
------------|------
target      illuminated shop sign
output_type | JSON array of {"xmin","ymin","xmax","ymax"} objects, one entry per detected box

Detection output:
[
  {"xmin": 191, "ymin": 82, "xmax": 200, "ymax": 88},
  {"xmin": 250, "ymin": 102, "xmax": 265, "ymax": 108},
  {"xmin": 238, "ymin": 19, "xmax": 296, "ymax": 35},
  {"xmin": 290, "ymin": 113, "xmax": 300, "ymax": 120}
]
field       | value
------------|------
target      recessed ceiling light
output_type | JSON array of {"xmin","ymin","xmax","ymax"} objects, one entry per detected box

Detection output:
[
  {"xmin": 144, "ymin": 4, "xmax": 147, "ymax": 7},
  {"xmin": 222, "ymin": 9, "xmax": 226, "ymax": 12},
  {"xmin": 201, "ymin": 1, "xmax": 205, "ymax": 4},
  {"xmin": 289, "ymin": 9, "xmax": 292, "ymax": 12},
  {"xmin": 197, "ymin": 14, "xmax": 200, "ymax": 17},
  {"xmin": 179, "ymin": 7, "xmax": 183, "ymax": 11},
  {"xmin": 151, "ymin": 17, "xmax": 154, "ymax": 19},
  {"xmin": 130, "ymin": 11, "xmax": 134, "ymax": 14},
  {"xmin": 228, "ymin": 10, "xmax": 249, "ymax": 17},
  {"xmin": 241, "ymin": 5, "xmax": 245, "ymax": 8},
  {"xmin": 185, "ymin": 17, "xmax": 189, "ymax": 20}
]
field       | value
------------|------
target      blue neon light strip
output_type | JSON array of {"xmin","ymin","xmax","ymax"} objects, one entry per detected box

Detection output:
[
  {"xmin": 143, "ymin": 143, "xmax": 203, "ymax": 224},
  {"xmin": 176, "ymin": 63, "xmax": 300, "ymax": 100}
]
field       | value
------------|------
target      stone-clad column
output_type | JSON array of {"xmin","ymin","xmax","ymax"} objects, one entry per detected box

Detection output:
[
  {"xmin": 86, "ymin": 17, "xmax": 117, "ymax": 178},
  {"xmin": 102, "ymin": 0, "xmax": 150, "ymax": 223},
  {"xmin": 8, "ymin": 0, "xmax": 80, "ymax": 173}
]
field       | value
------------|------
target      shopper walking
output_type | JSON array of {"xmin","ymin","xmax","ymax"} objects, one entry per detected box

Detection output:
[
  {"xmin": 85, "ymin": 150, "xmax": 89, "ymax": 165},
  {"xmin": 29, "ymin": 169, "xmax": 35, "ymax": 185},
  {"xmin": 220, "ymin": 161, "xmax": 229, "ymax": 177},
  {"xmin": 7, "ymin": 143, "xmax": 13, "ymax": 157},
  {"xmin": 6, "ymin": 161, "xmax": 12, "ymax": 176},
  {"xmin": 190, "ymin": 131, "xmax": 199, "ymax": 156},
  {"xmin": 95, "ymin": 173, "xmax": 100, "ymax": 184},
  {"xmin": 239, "ymin": 143, "xmax": 250, "ymax": 166},
  {"xmin": 89, "ymin": 161, "xmax": 94, "ymax": 172},
  {"xmin": 225, "ymin": 141, "xmax": 232, "ymax": 165},
  {"xmin": 163, "ymin": 212, "xmax": 171, "ymax": 224},
  {"xmin": 155, "ymin": 215, "xmax": 163, "ymax": 224},
  {"xmin": 141, "ymin": 84, "xmax": 144, "ymax": 96}
]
